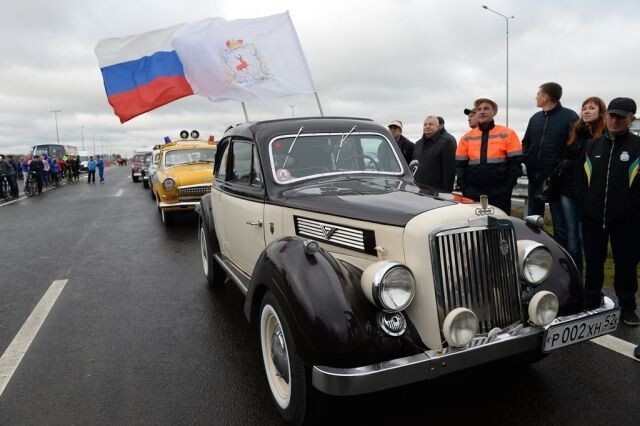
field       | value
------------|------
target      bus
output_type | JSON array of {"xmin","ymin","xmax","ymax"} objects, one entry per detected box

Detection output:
[{"xmin": 31, "ymin": 144, "xmax": 78, "ymax": 159}]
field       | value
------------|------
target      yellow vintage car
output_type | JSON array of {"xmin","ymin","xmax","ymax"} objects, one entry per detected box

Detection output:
[{"xmin": 151, "ymin": 132, "xmax": 216, "ymax": 225}]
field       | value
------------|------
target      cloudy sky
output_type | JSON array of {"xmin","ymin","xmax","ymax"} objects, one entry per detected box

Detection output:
[{"xmin": 0, "ymin": 0, "xmax": 637, "ymax": 156}]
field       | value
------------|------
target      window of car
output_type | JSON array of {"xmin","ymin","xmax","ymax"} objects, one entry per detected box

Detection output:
[
  {"xmin": 164, "ymin": 148, "xmax": 216, "ymax": 167},
  {"xmin": 216, "ymin": 143, "xmax": 229, "ymax": 181},
  {"xmin": 268, "ymin": 132, "xmax": 402, "ymax": 184},
  {"xmin": 229, "ymin": 140, "xmax": 263, "ymax": 188}
]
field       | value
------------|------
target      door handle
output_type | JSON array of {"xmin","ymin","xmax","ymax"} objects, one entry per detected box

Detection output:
[{"xmin": 246, "ymin": 220, "xmax": 263, "ymax": 227}]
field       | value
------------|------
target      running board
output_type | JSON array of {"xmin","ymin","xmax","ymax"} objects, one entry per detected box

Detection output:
[{"xmin": 213, "ymin": 253, "xmax": 250, "ymax": 295}]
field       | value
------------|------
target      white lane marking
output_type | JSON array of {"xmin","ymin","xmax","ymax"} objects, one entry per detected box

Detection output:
[
  {"xmin": 0, "ymin": 279, "xmax": 69, "ymax": 396},
  {"xmin": 115, "ymin": 189, "xmax": 123, "ymax": 197},
  {"xmin": 591, "ymin": 335, "xmax": 639, "ymax": 362}
]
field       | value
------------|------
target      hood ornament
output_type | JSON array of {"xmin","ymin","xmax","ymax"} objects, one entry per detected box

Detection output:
[{"xmin": 475, "ymin": 195, "xmax": 495, "ymax": 216}]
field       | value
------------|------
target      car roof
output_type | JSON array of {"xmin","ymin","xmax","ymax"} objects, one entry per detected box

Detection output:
[
  {"xmin": 222, "ymin": 117, "xmax": 386, "ymax": 144},
  {"xmin": 159, "ymin": 140, "xmax": 217, "ymax": 151}
]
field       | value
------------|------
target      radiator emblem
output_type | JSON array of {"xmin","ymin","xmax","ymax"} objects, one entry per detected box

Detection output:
[{"xmin": 499, "ymin": 238, "xmax": 510, "ymax": 256}]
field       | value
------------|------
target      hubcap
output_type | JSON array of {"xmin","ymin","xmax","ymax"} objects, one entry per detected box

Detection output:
[
  {"xmin": 261, "ymin": 304, "xmax": 291, "ymax": 408},
  {"xmin": 270, "ymin": 327, "xmax": 289, "ymax": 382}
]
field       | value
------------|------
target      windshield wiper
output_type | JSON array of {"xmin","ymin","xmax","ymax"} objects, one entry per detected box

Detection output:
[
  {"xmin": 282, "ymin": 126, "xmax": 304, "ymax": 169},
  {"xmin": 334, "ymin": 125, "xmax": 357, "ymax": 164}
]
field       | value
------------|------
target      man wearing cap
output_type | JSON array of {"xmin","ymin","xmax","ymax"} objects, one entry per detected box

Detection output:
[
  {"xmin": 412, "ymin": 115, "xmax": 457, "ymax": 192},
  {"xmin": 464, "ymin": 108, "xmax": 478, "ymax": 129},
  {"xmin": 387, "ymin": 120, "xmax": 414, "ymax": 164},
  {"xmin": 456, "ymin": 98, "xmax": 522, "ymax": 214},
  {"xmin": 579, "ymin": 97, "xmax": 640, "ymax": 326},
  {"xmin": 522, "ymin": 82, "xmax": 579, "ymax": 249}
]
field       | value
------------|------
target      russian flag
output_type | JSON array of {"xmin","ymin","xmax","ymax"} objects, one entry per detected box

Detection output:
[{"xmin": 95, "ymin": 24, "xmax": 194, "ymax": 123}]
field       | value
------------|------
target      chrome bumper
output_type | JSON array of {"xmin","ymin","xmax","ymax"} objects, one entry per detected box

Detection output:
[
  {"xmin": 312, "ymin": 297, "xmax": 618, "ymax": 396},
  {"xmin": 158, "ymin": 201, "xmax": 200, "ymax": 209}
]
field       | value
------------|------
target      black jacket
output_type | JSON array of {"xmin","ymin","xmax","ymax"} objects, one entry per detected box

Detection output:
[
  {"xmin": 560, "ymin": 126, "xmax": 594, "ymax": 197},
  {"xmin": 522, "ymin": 102, "xmax": 579, "ymax": 184},
  {"xmin": 394, "ymin": 135, "xmax": 414, "ymax": 165},
  {"xmin": 578, "ymin": 130, "xmax": 640, "ymax": 228},
  {"xmin": 29, "ymin": 159, "xmax": 44, "ymax": 175},
  {"xmin": 412, "ymin": 129, "xmax": 456, "ymax": 192}
]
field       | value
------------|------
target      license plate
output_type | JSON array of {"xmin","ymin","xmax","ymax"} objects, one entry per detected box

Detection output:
[{"xmin": 543, "ymin": 311, "xmax": 619, "ymax": 352}]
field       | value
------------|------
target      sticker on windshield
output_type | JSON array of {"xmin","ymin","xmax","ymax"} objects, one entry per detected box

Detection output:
[{"xmin": 275, "ymin": 168, "xmax": 292, "ymax": 182}]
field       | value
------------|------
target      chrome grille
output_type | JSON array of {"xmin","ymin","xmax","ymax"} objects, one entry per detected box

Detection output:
[
  {"xmin": 431, "ymin": 222, "xmax": 522, "ymax": 334},
  {"xmin": 294, "ymin": 216, "xmax": 376, "ymax": 255},
  {"xmin": 178, "ymin": 185, "xmax": 211, "ymax": 198}
]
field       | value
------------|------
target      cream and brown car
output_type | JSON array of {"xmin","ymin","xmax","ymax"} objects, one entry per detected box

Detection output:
[{"xmin": 151, "ymin": 131, "xmax": 216, "ymax": 225}]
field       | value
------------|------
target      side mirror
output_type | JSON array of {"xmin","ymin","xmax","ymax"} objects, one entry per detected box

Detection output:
[{"xmin": 409, "ymin": 160, "xmax": 420, "ymax": 176}]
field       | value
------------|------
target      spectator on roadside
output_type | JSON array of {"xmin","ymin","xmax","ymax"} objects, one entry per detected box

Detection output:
[
  {"xmin": 412, "ymin": 115, "xmax": 457, "ymax": 192},
  {"xmin": 42, "ymin": 154, "xmax": 51, "ymax": 186},
  {"xmin": 20, "ymin": 156, "xmax": 29, "ymax": 191},
  {"xmin": 578, "ymin": 97, "xmax": 640, "ymax": 326},
  {"xmin": 6, "ymin": 155, "xmax": 19, "ymax": 197},
  {"xmin": 97, "ymin": 155, "xmax": 105, "ymax": 184},
  {"xmin": 560, "ymin": 97, "xmax": 607, "ymax": 273},
  {"xmin": 51, "ymin": 156, "xmax": 59, "ymax": 185},
  {"xmin": 387, "ymin": 120, "xmax": 414, "ymax": 164},
  {"xmin": 87, "ymin": 156, "xmax": 96, "ymax": 184},
  {"xmin": 522, "ymin": 82, "xmax": 579, "ymax": 249},
  {"xmin": 456, "ymin": 98, "xmax": 522, "ymax": 214},
  {"xmin": 72, "ymin": 156, "xmax": 80, "ymax": 181},
  {"xmin": 437, "ymin": 116, "xmax": 458, "ymax": 146},
  {"xmin": 0, "ymin": 155, "xmax": 12, "ymax": 198},
  {"xmin": 464, "ymin": 107, "xmax": 478, "ymax": 129},
  {"xmin": 28, "ymin": 154, "xmax": 44, "ymax": 194}
]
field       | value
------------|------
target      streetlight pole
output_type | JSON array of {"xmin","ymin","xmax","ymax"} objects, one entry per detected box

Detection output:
[
  {"xmin": 50, "ymin": 110, "xmax": 61, "ymax": 143},
  {"xmin": 482, "ymin": 5, "xmax": 514, "ymax": 127},
  {"xmin": 289, "ymin": 105, "xmax": 294, "ymax": 118},
  {"xmin": 81, "ymin": 126, "xmax": 85, "ymax": 150}
]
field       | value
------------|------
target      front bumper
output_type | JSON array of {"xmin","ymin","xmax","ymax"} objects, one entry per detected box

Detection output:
[
  {"xmin": 312, "ymin": 297, "xmax": 618, "ymax": 396},
  {"xmin": 158, "ymin": 201, "xmax": 200, "ymax": 211}
]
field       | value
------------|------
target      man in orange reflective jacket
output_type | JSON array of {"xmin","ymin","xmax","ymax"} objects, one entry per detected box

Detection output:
[{"xmin": 455, "ymin": 98, "xmax": 522, "ymax": 215}]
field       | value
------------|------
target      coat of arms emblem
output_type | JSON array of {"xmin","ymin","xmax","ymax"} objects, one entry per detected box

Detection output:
[{"xmin": 220, "ymin": 39, "xmax": 272, "ymax": 86}]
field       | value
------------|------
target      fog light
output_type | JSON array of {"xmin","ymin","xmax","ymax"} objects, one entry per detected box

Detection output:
[
  {"xmin": 443, "ymin": 308, "xmax": 478, "ymax": 347},
  {"xmin": 528, "ymin": 291, "xmax": 559, "ymax": 326},
  {"xmin": 378, "ymin": 311, "xmax": 406, "ymax": 336}
]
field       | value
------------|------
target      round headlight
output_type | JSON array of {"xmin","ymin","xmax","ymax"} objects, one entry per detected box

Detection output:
[
  {"xmin": 518, "ymin": 241, "xmax": 553, "ymax": 285},
  {"xmin": 361, "ymin": 262, "xmax": 416, "ymax": 312},
  {"xmin": 163, "ymin": 178, "xmax": 175, "ymax": 190},
  {"xmin": 528, "ymin": 291, "xmax": 559, "ymax": 326},
  {"xmin": 443, "ymin": 308, "xmax": 478, "ymax": 347}
]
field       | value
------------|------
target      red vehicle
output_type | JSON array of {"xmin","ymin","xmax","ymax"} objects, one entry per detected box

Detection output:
[{"xmin": 131, "ymin": 152, "xmax": 144, "ymax": 182}]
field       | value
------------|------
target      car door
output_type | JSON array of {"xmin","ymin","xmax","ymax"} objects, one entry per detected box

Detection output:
[{"xmin": 216, "ymin": 139, "xmax": 266, "ymax": 275}]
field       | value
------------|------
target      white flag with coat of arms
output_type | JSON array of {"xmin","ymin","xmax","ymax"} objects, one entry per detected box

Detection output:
[{"xmin": 172, "ymin": 11, "xmax": 316, "ymax": 102}]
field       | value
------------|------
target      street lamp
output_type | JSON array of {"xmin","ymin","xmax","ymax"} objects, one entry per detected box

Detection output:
[
  {"xmin": 482, "ymin": 5, "xmax": 515, "ymax": 127},
  {"xmin": 81, "ymin": 126, "xmax": 85, "ymax": 150},
  {"xmin": 289, "ymin": 105, "xmax": 295, "ymax": 118},
  {"xmin": 50, "ymin": 110, "xmax": 61, "ymax": 143}
]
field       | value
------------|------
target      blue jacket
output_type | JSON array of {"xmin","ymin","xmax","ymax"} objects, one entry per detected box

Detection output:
[
  {"xmin": 87, "ymin": 160, "xmax": 96, "ymax": 171},
  {"xmin": 522, "ymin": 102, "xmax": 578, "ymax": 183},
  {"xmin": 97, "ymin": 158, "xmax": 104, "ymax": 170}
]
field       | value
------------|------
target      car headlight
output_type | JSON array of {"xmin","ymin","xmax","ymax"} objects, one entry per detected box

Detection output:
[
  {"xmin": 361, "ymin": 261, "xmax": 416, "ymax": 312},
  {"xmin": 163, "ymin": 178, "xmax": 176, "ymax": 190},
  {"xmin": 442, "ymin": 308, "xmax": 478, "ymax": 347},
  {"xmin": 518, "ymin": 240, "xmax": 553, "ymax": 285},
  {"xmin": 528, "ymin": 291, "xmax": 559, "ymax": 326}
]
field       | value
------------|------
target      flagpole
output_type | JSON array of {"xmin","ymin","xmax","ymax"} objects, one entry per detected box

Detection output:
[
  {"xmin": 241, "ymin": 102, "xmax": 249, "ymax": 122},
  {"xmin": 314, "ymin": 92, "xmax": 324, "ymax": 117}
]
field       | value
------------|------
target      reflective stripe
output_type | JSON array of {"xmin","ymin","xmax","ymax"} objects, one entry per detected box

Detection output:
[
  {"xmin": 456, "ymin": 155, "xmax": 469, "ymax": 161},
  {"xmin": 507, "ymin": 150, "xmax": 523, "ymax": 157},
  {"xmin": 488, "ymin": 133, "xmax": 510, "ymax": 139},
  {"xmin": 464, "ymin": 136, "xmax": 482, "ymax": 141},
  {"xmin": 469, "ymin": 157, "xmax": 506, "ymax": 165}
]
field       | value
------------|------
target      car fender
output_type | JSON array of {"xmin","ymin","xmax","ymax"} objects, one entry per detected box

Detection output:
[
  {"xmin": 510, "ymin": 218, "xmax": 584, "ymax": 315},
  {"xmin": 196, "ymin": 194, "xmax": 220, "ymax": 250},
  {"xmin": 244, "ymin": 236, "xmax": 424, "ymax": 368}
]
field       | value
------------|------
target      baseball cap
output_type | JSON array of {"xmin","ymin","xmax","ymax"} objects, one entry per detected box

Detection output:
[
  {"xmin": 474, "ymin": 98, "xmax": 498, "ymax": 112},
  {"xmin": 607, "ymin": 97, "xmax": 637, "ymax": 117},
  {"xmin": 464, "ymin": 108, "xmax": 476, "ymax": 115},
  {"xmin": 388, "ymin": 120, "xmax": 403, "ymax": 130}
]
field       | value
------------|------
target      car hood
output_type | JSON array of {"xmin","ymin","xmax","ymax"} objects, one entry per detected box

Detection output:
[
  {"xmin": 165, "ymin": 163, "xmax": 215, "ymax": 186},
  {"xmin": 280, "ymin": 177, "xmax": 457, "ymax": 226}
]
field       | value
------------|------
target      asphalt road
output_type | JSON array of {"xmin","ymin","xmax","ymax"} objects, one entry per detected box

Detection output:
[{"xmin": 0, "ymin": 166, "xmax": 638, "ymax": 425}]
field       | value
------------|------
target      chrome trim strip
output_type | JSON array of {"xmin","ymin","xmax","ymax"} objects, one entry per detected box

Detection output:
[
  {"xmin": 313, "ymin": 298, "xmax": 618, "ymax": 396},
  {"xmin": 158, "ymin": 201, "xmax": 200, "ymax": 208},
  {"xmin": 213, "ymin": 253, "xmax": 249, "ymax": 295},
  {"xmin": 178, "ymin": 183, "xmax": 213, "ymax": 190}
]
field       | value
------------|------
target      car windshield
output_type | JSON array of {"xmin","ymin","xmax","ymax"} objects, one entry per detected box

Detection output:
[
  {"xmin": 164, "ymin": 148, "xmax": 216, "ymax": 167},
  {"xmin": 269, "ymin": 133, "xmax": 403, "ymax": 184},
  {"xmin": 143, "ymin": 153, "xmax": 152, "ymax": 166}
]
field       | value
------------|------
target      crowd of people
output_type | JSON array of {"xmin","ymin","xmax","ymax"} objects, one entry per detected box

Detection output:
[
  {"xmin": 389, "ymin": 82, "xmax": 639, "ymax": 327},
  {"xmin": 0, "ymin": 153, "xmax": 98, "ymax": 198}
]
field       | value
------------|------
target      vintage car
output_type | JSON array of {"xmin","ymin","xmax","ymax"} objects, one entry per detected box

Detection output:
[
  {"xmin": 131, "ymin": 152, "xmax": 145, "ymax": 182},
  {"xmin": 140, "ymin": 151, "xmax": 153, "ymax": 188},
  {"xmin": 196, "ymin": 117, "xmax": 619, "ymax": 424},
  {"xmin": 151, "ymin": 130, "xmax": 216, "ymax": 225}
]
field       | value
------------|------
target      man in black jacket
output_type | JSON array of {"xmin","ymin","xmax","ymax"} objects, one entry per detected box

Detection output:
[
  {"xmin": 28, "ymin": 155, "xmax": 44, "ymax": 194},
  {"xmin": 413, "ymin": 115, "xmax": 457, "ymax": 192},
  {"xmin": 579, "ymin": 97, "xmax": 640, "ymax": 326},
  {"xmin": 387, "ymin": 120, "xmax": 414, "ymax": 164},
  {"xmin": 522, "ymin": 82, "xmax": 578, "ymax": 248}
]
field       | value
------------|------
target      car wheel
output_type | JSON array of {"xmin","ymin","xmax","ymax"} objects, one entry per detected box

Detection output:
[
  {"xmin": 260, "ymin": 292, "xmax": 314, "ymax": 424},
  {"xmin": 199, "ymin": 221, "xmax": 225, "ymax": 286},
  {"xmin": 143, "ymin": 179, "xmax": 149, "ymax": 189},
  {"xmin": 132, "ymin": 172, "xmax": 139, "ymax": 182}
]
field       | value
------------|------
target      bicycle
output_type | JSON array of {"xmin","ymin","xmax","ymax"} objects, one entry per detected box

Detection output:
[
  {"xmin": 25, "ymin": 171, "xmax": 39, "ymax": 197},
  {"xmin": 1, "ymin": 174, "xmax": 10, "ymax": 200}
]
